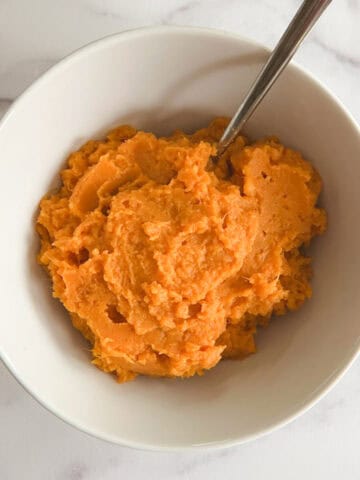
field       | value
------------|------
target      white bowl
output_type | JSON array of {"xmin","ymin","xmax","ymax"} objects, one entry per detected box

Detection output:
[{"xmin": 1, "ymin": 26, "xmax": 360, "ymax": 451}]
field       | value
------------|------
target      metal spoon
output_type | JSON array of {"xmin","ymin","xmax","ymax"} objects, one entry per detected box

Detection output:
[{"xmin": 216, "ymin": 0, "xmax": 332, "ymax": 159}]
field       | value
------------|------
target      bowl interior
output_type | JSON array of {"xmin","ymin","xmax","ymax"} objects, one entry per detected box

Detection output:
[{"xmin": 1, "ymin": 27, "xmax": 360, "ymax": 449}]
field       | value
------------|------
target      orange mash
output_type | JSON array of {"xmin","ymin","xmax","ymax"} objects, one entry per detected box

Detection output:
[{"xmin": 37, "ymin": 118, "xmax": 326, "ymax": 382}]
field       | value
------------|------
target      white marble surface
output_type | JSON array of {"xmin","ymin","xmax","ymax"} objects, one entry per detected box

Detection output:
[{"xmin": 1, "ymin": 1, "xmax": 360, "ymax": 478}]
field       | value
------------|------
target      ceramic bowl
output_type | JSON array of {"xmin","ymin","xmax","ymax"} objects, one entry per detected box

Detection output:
[{"xmin": 1, "ymin": 26, "xmax": 360, "ymax": 450}]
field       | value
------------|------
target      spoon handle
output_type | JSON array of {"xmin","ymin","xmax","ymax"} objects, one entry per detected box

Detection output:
[{"xmin": 218, "ymin": 0, "xmax": 332, "ymax": 154}]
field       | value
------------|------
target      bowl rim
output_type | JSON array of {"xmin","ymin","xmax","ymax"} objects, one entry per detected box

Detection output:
[{"xmin": 1, "ymin": 25, "xmax": 360, "ymax": 452}]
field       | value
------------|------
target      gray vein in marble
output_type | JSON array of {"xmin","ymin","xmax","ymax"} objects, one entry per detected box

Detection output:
[
  {"xmin": 163, "ymin": 0, "xmax": 202, "ymax": 23},
  {"xmin": 312, "ymin": 36, "xmax": 360, "ymax": 68},
  {"xmin": 78, "ymin": 0, "xmax": 125, "ymax": 20},
  {"xmin": 175, "ymin": 447, "xmax": 236, "ymax": 478},
  {"xmin": 252, "ymin": 0, "xmax": 294, "ymax": 21},
  {"xmin": 66, "ymin": 463, "xmax": 89, "ymax": 480}
]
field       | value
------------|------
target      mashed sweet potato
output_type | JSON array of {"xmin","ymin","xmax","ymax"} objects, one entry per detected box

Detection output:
[{"xmin": 37, "ymin": 118, "xmax": 326, "ymax": 382}]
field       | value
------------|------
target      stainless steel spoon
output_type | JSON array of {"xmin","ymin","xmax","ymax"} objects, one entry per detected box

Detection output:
[{"xmin": 216, "ymin": 0, "xmax": 332, "ymax": 158}]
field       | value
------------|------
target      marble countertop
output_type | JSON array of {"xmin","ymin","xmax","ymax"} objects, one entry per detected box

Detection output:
[{"xmin": 1, "ymin": 1, "xmax": 360, "ymax": 478}]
